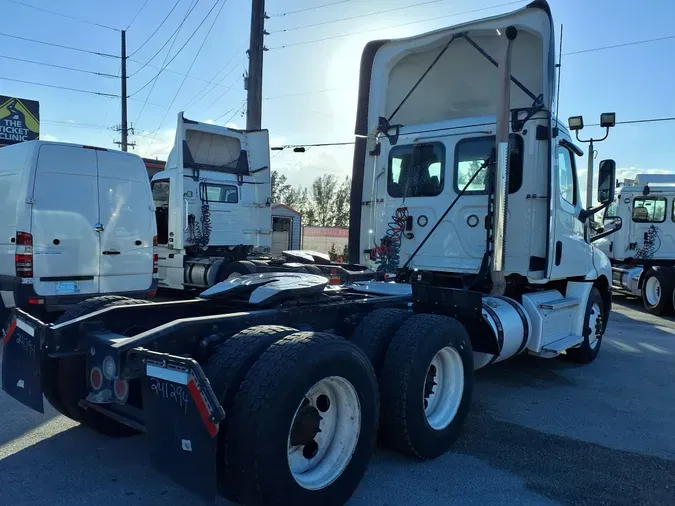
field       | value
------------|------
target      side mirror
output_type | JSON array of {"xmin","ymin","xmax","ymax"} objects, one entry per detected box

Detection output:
[
  {"xmin": 591, "ymin": 215, "xmax": 623, "ymax": 242},
  {"xmin": 597, "ymin": 159, "xmax": 616, "ymax": 204}
]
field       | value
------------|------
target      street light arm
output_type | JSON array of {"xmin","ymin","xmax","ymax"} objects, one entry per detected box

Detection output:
[{"xmin": 575, "ymin": 127, "xmax": 610, "ymax": 144}]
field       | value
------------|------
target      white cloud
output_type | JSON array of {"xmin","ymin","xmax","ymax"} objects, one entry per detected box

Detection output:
[
  {"xmin": 225, "ymin": 122, "xmax": 239, "ymax": 129},
  {"xmin": 40, "ymin": 134, "xmax": 59, "ymax": 142},
  {"xmin": 580, "ymin": 167, "xmax": 675, "ymax": 206},
  {"xmin": 204, "ymin": 119, "xmax": 215, "ymax": 124}
]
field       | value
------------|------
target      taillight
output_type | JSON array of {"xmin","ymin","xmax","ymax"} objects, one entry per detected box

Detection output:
[
  {"xmin": 90, "ymin": 367, "xmax": 103, "ymax": 391},
  {"xmin": 15, "ymin": 231, "xmax": 33, "ymax": 278},
  {"xmin": 152, "ymin": 236, "xmax": 158, "ymax": 274},
  {"xmin": 113, "ymin": 379, "xmax": 129, "ymax": 403}
]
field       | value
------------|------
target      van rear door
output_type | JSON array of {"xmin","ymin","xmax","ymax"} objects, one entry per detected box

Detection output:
[
  {"xmin": 96, "ymin": 150, "xmax": 155, "ymax": 293},
  {"xmin": 31, "ymin": 144, "xmax": 101, "ymax": 297}
]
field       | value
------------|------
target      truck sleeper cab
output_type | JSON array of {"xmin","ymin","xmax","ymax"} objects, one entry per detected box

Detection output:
[{"xmin": 0, "ymin": 141, "xmax": 157, "ymax": 327}]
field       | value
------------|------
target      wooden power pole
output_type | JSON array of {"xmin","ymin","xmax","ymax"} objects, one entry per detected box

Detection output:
[{"xmin": 246, "ymin": 0, "xmax": 266, "ymax": 130}]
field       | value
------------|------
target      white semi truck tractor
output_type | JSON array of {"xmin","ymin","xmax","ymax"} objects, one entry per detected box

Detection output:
[
  {"xmin": 594, "ymin": 173, "xmax": 675, "ymax": 315},
  {"xmin": 3, "ymin": 2, "xmax": 621, "ymax": 505}
]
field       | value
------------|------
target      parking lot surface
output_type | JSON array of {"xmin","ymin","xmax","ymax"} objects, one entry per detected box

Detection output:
[{"xmin": 1, "ymin": 297, "xmax": 673, "ymax": 505}]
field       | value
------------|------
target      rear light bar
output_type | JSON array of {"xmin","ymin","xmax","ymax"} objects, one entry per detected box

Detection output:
[{"xmin": 15, "ymin": 231, "xmax": 33, "ymax": 278}]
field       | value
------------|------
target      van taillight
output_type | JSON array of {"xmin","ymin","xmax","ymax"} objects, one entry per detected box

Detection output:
[
  {"xmin": 15, "ymin": 231, "xmax": 33, "ymax": 278},
  {"xmin": 152, "ymin": 235, "xmax": 158, "ymax": 274}
]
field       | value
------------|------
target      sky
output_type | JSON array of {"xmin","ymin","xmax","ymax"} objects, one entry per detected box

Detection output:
[{"xmin": 1, "ymin": 0, "xmax": 674, "ymax": 191}]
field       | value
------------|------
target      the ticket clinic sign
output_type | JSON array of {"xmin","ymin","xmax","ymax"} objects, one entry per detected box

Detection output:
[{"xmin": 0, "ymin": 96, "xmax": 40, "ymax": 146}]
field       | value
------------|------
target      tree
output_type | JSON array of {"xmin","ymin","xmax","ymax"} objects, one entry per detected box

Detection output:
[
  {"xmin": 270, "ymin": 170, "xmax": 291, "ymax": 204},
  {"xmin": 333, "ymin": 176, "xmax": 351, "ymax": 228},
  {"xmin": 328, "ymin": 243, "xmax": 338, "ymax": 261},
  {"xmin": 311, "ymin": 174, "xmax": 339, "ymax": 227}
]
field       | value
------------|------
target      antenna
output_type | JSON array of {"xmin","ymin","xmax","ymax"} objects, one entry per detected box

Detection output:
[{"xmin": 554, "ymin": 24, "xmax": 563, "ymax": 128}]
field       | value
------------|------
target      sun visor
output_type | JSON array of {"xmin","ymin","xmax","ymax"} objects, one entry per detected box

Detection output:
[{"xmin": 366, "ymin": 1, "xmax": 555, "ymax": 130}]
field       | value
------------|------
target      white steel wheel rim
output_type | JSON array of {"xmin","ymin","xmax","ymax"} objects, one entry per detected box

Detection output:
[
  {"xmin": 645, "ymin": 277, "xmax": 661, "ymax": 306},
  {"xmin": 424, "ymin": 346, "xmax": 464, "ymax": 431},
  {"xmin": 588, "ymin": 303, "xmax": 603, "ymax": 349},
  {"xmin": 287, "ymin": 376, "xmax": 361, "ymax": 491}
]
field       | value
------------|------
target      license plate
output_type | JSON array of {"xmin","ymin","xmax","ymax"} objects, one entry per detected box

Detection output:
[{"xmin": 56, "ymin": 281, "xmax": 79, "ymax": 294}]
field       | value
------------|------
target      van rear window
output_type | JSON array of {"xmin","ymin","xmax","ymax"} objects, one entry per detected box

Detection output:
[{"xmin": 200, "ymin": 183, "xmax": 238, "ymax": 203}]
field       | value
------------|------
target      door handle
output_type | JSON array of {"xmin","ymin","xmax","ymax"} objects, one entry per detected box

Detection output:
[
  {"xmin": 184, "ymin": 199, "xmax": 189, "ymax": 231},
  {"xmin": 102, "ymin": 250, "xmax": 121, "ymax": 255}
]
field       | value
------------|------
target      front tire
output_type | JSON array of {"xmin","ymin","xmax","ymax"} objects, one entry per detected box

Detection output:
[
  {"xmin": 226, "ymin": 332, "xmax": 379, "ymax": 506},
  {"xmin": 566, "ymin": 287, "xmax": 605, "ymax": 364},
  {"xmin": 379, "ymin": 314, "xmax": 474, "ymax": 459},
  {"xmin": 641, "ymin": 268, "xmax": 674, "ymax": 316}
]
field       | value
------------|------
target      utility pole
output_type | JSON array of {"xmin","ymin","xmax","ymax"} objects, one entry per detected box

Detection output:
[
  {"xmin": 246, "ymin": 0, "xmax": 267, "ymax": 130},
  {"xmin": 114, "ymin": 30, "xmax": 135, "ymax": 151},
  {"xmin": 121, "ymin": 30, "xmax": 129, "ymax": 151}
]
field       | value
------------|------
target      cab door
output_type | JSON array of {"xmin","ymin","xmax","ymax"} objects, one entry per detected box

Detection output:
[{"xmin": 548, "ymin": 143, "xmax": 592, "ymax": 279}]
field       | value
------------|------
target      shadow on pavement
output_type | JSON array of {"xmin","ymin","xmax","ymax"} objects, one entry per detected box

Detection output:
[{"xmin": 454, "ymin": 407, "xmax": 675, "ymax": 506}]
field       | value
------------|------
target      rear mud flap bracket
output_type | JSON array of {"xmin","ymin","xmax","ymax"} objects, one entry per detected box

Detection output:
[{"xmin": 137, "ymin": 349, "xmax": 225, "ymax": 502}]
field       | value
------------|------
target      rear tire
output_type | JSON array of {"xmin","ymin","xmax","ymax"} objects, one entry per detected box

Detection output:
[
  {"xmin": 48, "ymin": 296, "xmax": 150, "ymax": 437},
  {"xmin": 202, "ymin": 325, "xmax": 298, "ymax": 502},
  {"xmin": 217, "ymin": 260, "xmax": 257, "ymax": 281},
  {"xmin": 350, "ymin": 308, "xmax": 412, "ymax": 374},
  {"xmin": 641, "ymin": 268, "xmax": 674, "ymax": 316},
  {"xmin": 379, "ymin": 314, "xmax": 473, "ymax": 459},
  {"xmin": 226, "ymin": 332, "xmax": 379, "ymax": 506}
]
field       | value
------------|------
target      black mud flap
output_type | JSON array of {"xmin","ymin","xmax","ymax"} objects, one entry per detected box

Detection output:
[
  {"xmin": 139, "ymin": 350, "xmax": 226, "ymax": 502},
  {"xmin": 1, "ymin": 314, "xmax": 44, "ymax": 413}
]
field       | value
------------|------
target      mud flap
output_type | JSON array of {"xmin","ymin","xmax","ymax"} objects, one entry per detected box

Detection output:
[
  {"xmin": 1, "ymin": 315, "xmax": 44, "ymax": 413},
  {"xmin": 139, "ymin": 350, "xmax": 225, "ymax": 502}
]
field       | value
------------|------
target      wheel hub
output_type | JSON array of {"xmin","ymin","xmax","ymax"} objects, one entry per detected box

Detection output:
[{"xmin": 290, "ymin": 401, "xmax": 322, "ymax": 447}]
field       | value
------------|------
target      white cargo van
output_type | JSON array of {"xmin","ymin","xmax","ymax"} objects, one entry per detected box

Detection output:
[{"xmin": 0, "ymin": 141, "xmax": 157, "ymax": 325}]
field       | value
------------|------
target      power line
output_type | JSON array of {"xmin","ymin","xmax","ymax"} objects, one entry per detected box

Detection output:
[
  {"xmin": 0, "ymin": 76, "xmax": 118, "ymax": 97},
  {"xmin": 269, "ymin": 0, "xmax": 444, "ymax": 34},
  {"xmin": 126, "ymin": 0, "xmax": 151, "ymax": 30},
  {"xmin": 269, "ymin": 0, "xmax": 352, "ymax": 17},
  {"xmin": 144, "ymin": 0, "xmax": 227, "ymax": 153},
  {"xmin": 197, "ymin": 71, "xmax": 242, "ymax": 115},
  {"xmin": 0, "ymin": 31, "xmax": 119, "ymax": 58},
  {"xmin": 5, "ymin": 0, "xmax": 120, "ymax": 31},
  {"xmin": 0, "ymin": 54, "xmax": 118, "ymax": 77},
  {"xmin": 268, "ymin": 0, "xmax": 524, "ymax": 50},
  {"xmin": 563, "ymin": 34, "xmax": 675, "ymax": 56},
  {"xmin": 272, "ymin": 141, "xmax": 355, "ymax": 150},
  {"xmin": 128, "ymin": 0, "xmax": 183, "ymax": 57},
  {"xmin": 219, "ymin": 100, "xmax": 246, "ymax": 124},
  {"xmin": 129, "ymin": 0, "xmax": 221, "ymax": 96},
  {"xmin": 134, "ymin": 0, "xmax": 194, "ymax": 125},
  {"xmin": 128, "ymin": 0, "xmax": 201, "ymax": 75},
  {"xmin": 182, "ymin": 50, "xmax": 243, "ymax": 111},
  {"xmin": 587, "ymin": 116, "xmax": 675, "ymax": 127}
]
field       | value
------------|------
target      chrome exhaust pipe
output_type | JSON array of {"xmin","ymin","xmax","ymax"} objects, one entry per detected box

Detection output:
[{"xmin": 490, "ymin": 26, "xmax": 518, "ymax": 296}]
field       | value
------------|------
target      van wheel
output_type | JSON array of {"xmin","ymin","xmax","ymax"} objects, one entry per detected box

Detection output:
[
  {"xmin": 227, "ymin": 332, "xmax": 378, "ymax": 506},
  {"xmin": 379, "ymin": 314, "xmax": 474, "ymax": 459},
  {"xmin": 47, "ymin": 296, "xmax": 150, "ymax": 436},
  {"xmin": 641, "ymin": 268, "xmax": 674, "ymax": 315},
  {"xmin": 350, "ymin": 308, "xmax": 412, "ymax": 375},
  {"xmin": 203, "ymin": 325, "xmax": 298, "ymax": 502},
  {"xmin": 566, "ymin": 288, "xmax": 605, "ymax": 364}
]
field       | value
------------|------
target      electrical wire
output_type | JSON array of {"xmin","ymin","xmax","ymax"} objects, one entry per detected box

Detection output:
[
  {"xmin": 268, "ymin": 0, "xmax": 524, "ymax": 50},
  {"xmin": 588, "ymin": 117, "xmax": 675, "ymax": 127},
  {"xmin": 128, "ymin": 0, "xmax": 201, "ymax": 77},
  {"xmin": 134, "ymin": 0, "xmax": 194, "ymax": 125},
  {"xmin": 214, "ymin": 100, "xmax": 245, "ymax": 123},
  {"xmin": 563, "ymin": 34, "xmax": 675, "ymax": 56},
  {"xmin": 197, "ymin": 71, "xmax": 242, "ymax": 115},
  {"xmin": 126, "ymin": 0, "xmax": 151, "ymax": 30},
  {"xmin": 0, "ymin": 54, "xmax": 117, "ymax": 77},
  {"xmin": 0, "ymin": 76, "xmax": 118, "ymax": 97},
  {"xmin": 182, "ymin": 51, "xmax": 243, "ymax": 111},
  {"xmin": 128, "ymin": 0, "xmax": 183, "ymax": 56},
  {"xmin": 0, "ymin": 31, "xmax": 119, "ymax": 58},
  {"xmin": 5, "ymin": 0, "xmax": 119, "ymax": 31},
  {"xmin": 269, "ymin": 0, "xmax": 352, "ymax": 17},
  {"xmin": 144, "ymin": 0, "xmax": 227, "ymax": 153},
  {"xmin": 269, "ymin": 0, "xmax": 444, "ymax": 34}
]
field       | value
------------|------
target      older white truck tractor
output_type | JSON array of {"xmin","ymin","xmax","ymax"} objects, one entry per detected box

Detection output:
[
  {"xmin": 594, "ymin": 173, "xmax": 675, "ymax": 315},
  {"xmin": 3, "ymin": 2, "xmax": 619, "ymax": 505}
]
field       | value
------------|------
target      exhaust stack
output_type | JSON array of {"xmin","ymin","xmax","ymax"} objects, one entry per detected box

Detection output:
[{"xmin": 490, "ymin": 26, "xmax": 518, "ymax": 296}]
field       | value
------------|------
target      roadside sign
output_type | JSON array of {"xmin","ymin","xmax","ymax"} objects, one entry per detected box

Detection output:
[{"xmin": 0, "ymin": 96, "xmax": 40, "ymax": 147}]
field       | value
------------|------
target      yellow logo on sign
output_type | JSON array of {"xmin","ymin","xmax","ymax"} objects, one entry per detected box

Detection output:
[{"xmin": 0, "ymin": 97, "xmax": 39, "ymax": 142}]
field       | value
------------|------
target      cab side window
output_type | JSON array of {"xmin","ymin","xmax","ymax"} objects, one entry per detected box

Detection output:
[{"xmin": 557, "ymin": 148, "xmax": 576, "ymax": 205}]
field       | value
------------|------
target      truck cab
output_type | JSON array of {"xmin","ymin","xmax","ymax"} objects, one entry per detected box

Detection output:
[
  {"xmin": 150, "ymin": 114, "xmax": 272, "ymax": 290},
  {"xmin": 595, "ymin": 174, "xmax": 675, "ymax": 315}
]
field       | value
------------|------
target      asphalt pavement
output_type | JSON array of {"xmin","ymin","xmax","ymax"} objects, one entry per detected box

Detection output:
[{"xmin": 0, "ymin": 297, "xmax": 673, "ymax": 506}]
